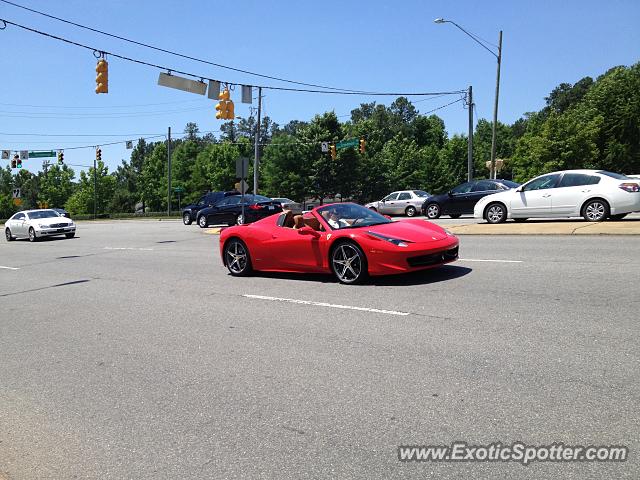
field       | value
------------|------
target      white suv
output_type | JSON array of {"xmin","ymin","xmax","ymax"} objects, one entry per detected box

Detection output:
[{"xmin": 474, "ymin": 170, "xmax": 640, "ymax": 223}]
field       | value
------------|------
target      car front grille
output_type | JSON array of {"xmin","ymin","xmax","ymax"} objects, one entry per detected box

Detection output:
[
  {"xmin": 407, "ymin": 246, "xmax": 459, "ymax": 267},
  {"xmin": 49, "ymin": 223, "xmax": 69, "ymax": 228}
]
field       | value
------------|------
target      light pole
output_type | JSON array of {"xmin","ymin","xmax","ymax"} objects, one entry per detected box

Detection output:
[{"xmin": 435, "ymin": 18, "xmax": 502, "ymax": 179}]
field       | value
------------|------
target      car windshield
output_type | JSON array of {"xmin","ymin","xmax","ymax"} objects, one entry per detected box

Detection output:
[
  {"xmin": 317, "ymin": 203, "xmax": 392, "ymax": 230},
  {"xmin": 500, "ymin": 180, "xmax": 521, "ymax": 188},
  {"xmin": 28, "ymin": 210, "xmax": 60, "ymax": 219},
  {"xmin": 597, "ymin": 171, "xmax": 629, "ymax": 180},
  {"xmin": 413, "ymin": 190, "xmax": 431, "ymax": 197}
]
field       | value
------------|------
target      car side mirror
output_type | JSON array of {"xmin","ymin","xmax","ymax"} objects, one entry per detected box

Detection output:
[
  {"xmin": 297, "ymin": 226, "xmax": 320, "ymax": 238},
  {"xmin": 515, "ymin": 186, "xmax": 523, "ymax": 192},
  {"xmin": 381, "ymin": 199, "xmax": 386, "ymax": 203}
]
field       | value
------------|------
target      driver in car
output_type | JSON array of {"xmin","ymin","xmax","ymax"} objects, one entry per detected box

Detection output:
[{"xmin": 322, "ymin": 208, "xmax": 350, "ymax": 229}]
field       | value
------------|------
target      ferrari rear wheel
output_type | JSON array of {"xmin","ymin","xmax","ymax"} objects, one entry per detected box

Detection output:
[
  {"xmin": 224, "ymin": 238, "xmax": 252, "ymax": 276},
  {"xmin": 331, "ymin": 242, "xmax": 368, "ymax": 285}
]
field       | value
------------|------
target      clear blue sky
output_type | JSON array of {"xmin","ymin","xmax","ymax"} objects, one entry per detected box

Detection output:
[{"xmin": 1, "ymin": 0, "xmax": 638, "ymax": 177}]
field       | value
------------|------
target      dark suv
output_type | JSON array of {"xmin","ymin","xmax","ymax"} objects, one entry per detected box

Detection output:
[
  {"xmin": 182, "ymin": 191, "xmax": 239, "ymax": 225},
  {"xmin": 421, "ymin": 179, "xmax": 520, "ymax": 219}
]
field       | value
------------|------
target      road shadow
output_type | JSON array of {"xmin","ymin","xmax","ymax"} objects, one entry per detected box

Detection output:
[{"xmin": 238, "ymin": 264, "xmax": 472, "ymax": 286}]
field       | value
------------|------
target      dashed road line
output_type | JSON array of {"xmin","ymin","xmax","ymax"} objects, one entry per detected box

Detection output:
[
  {"xmin": 243, "ymin": 294, "xmax": 410, "ymax": 316},
  {"xmin": 103, "ymin": 247, "xmax": 154, "ymax": 251},
  {"xmin": 0, "ymin": 265, "xmax": 20, "ymax": 270}
]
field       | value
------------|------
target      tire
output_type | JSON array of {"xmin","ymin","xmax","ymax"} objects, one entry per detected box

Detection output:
[
  {"xmin": 449, "ymin": 214, "xmax": 461, "ymax": 219},
  {"xmin": 198, "ymin": 215, "xmax": 208, "ymax": 228},
  {"xmin": 331, "ymin": 242, "xmax": 368, "ymax": 285},
  {"xmin": 609, "ymin": 213, "xmax": 627, "ymax": 221},
  {"xmin": 5, "ymin": 228, "xmax": 14, "ymax": 242},
  {"xmin": 425, "ymin": 203, "xmax": 441, "ymax": 219},
  {"xmin": 582, "ymin": 199, "xmax": 609, "ymax": 222},
  {"xmin": 28, "ymin": 227, "xmax": 38, "ymax": 242},
  {"xmin": 513, "ymin": 218, "xmax": 528, "ymax": 223},
  {"xmin": 183, "ymin": 212, "xmax": 192, "ymax": 225},
  {"xmin": 485, "ymin": 203, "xmax": 507, "ymax": 224},
  {"xmin": 235, "ymin": 213, "xmax": 245, "ymax": 225},
  {"xmin": 224, "ymin": 238, "xmax": 253, "ymax": 276},
  {"xmin": 405, "ymin": 206, "xmax": 417, "ymax": 217},
  {"xmin": 65, "ymin": 232, "xmax": 75, "ymax": 239}
]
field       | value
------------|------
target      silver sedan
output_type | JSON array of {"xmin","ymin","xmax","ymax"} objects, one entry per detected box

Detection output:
[
  {"xmin": 4, "ymin": 209, "xmax": 76, "ymax": 242},
  {"xmin": 365, "ymin": 190, "xmax": 431, "ymax": 217}
]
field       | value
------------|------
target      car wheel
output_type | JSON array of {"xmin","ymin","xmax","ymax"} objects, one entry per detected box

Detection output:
[
  {"xmin": 183, "ymin": 212, "xmax": 192, "ymax": 225},
  {"xmin": 485, "ymin": 203, "xmax": 507, "ymax": 224},
  {"xmin": 331, "ymin": 242, "xmax": 368, "ymax": 285},
  {"xmin": 513, "ymin": 218, "xmax": 528, "ymax": 223},
  {"xmin": 5, "ymin": 228, "xmax": 14, "ymax": 242},
  {"xmin": 405, "ymin": 206, "xmax": 417, "ymax": 217},
  {"xmin": 609, "ymin": 213, "xmax": 627, "ymax": 221},
  {"xmin": 449, "ymin": 214, "xmax": 461, "ymax": 219},
  {"xmin": 198, "ymin": 215, "xmax": 208, "ymax": 228},
  {"xmin": 582, "ymin": 199, "xmax": 609, "ymax": 222},
  {"xmin": 224, "ymin": 238, "xmax": 252, "ymax": 276},
  {"xmin": 425, "ymin": 203, "xmax": 441, "ymax": 219},
  {"xmin": 236, "ymin": 213, "xmax": 245, "ymax": 225},
  {"xmin": 28, "ymin": 227, "xmax": 38, "ymax": 242},
  {"xmin": 65, "ymin": 232, "xmax": 75, "ymax": 238}
]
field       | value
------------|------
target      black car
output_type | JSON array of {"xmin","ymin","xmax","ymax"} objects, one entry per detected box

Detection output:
[
  {"xmin": 197, "ymin": 194, "xmax": 283, "ymax": 228},
  {"xmin": 182, "ymin": 190, "xmax": 239, "ymax": 225},
  {"xmin": 421, "ymin": 179, "xmax": 520, "ymax": 219}
]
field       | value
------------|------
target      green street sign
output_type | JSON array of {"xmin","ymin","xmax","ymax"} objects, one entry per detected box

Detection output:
[
  {"xmin": 336, "ymin": 139, "xmax": 359, "ymax": 150},
  {"xmin": 28, "ymin": 151, "xmax": 56, "ymax": 158},
  {"xmin": 173, "ymin": 186, "xmax": 185, "ymax": 193}
]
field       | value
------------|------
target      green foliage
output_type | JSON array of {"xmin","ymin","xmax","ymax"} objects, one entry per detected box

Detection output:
[{"xmin": 64, "ymin": 160, "xmax": 115, "ymax": 215}]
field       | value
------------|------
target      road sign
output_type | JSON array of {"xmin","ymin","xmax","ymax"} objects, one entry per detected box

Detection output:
[
  {"xmin": 28, "ymin": 151, "xmax": 56, "ymax": 158},
  {"xmin": 157, "ymin": 72, "xmax": 207, "ymax": 95},
  {"xmin": 1, "ymin": 150, "xmax": 9, "ymax": 160},
  {"xmin": 12, "ymin": 188, "xmax": 21, "ymax": 199},
  {"xmin": 321, "ymin": 142, "xmax": 329, "ymax": 153},
  {"xmin": 19, "ymin": 150, "xmax": 29, "ymax": 160},
  {"xmin": 234, "ymin": 179, "xmax": 249, "ymax": 194},
  {"xmin": 236, "ymin": 157, "xmax": 249, "ymax": 178},
  {"xmin": 336, "ymin": 139, "xmax": 359, "ymax": 150},
  {"xmin": 173, "ymin": 186, "xmax": 185, "ymax": 193}
]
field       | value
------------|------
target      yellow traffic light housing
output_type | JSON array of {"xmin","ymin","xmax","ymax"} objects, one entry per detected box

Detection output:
[
  {"xmin": 96, "ymin": 58, "xmax": 109, "ymax": 94},
  {"xmin": 96, "ymin": 148, "xmax": 102, "ymax": 162},
  {"xmin": 330, "ymin": 144, "xmax": 337, "ymax": 160},
  {"xmin": 359, "ymin": 138, "xmax": 366, "ymax": 154},
  {"xmin": 215, "ymin": 99, "xmax": 228, "ymax": 119},
  {"xmin": 215, "ymin": 89, "xmax": 235, "ymax": 120},
  {"xmin": 11, "ymin": 155, "xmax": 17, "ymax": 168}
]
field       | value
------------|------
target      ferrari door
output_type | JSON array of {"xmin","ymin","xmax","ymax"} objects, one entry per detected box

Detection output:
[{"xmin": 263, "ymin": 225, "xmax": 326, "ymax": 272}]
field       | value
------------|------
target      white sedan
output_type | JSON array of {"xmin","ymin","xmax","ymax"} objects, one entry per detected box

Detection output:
[
  {"xmin": 474, "ymin": 170, "xmax": 640, "ymax": 223},
  {"xmin": 5, "ymin": 209, "xmax": 76, "ymax": 242}
]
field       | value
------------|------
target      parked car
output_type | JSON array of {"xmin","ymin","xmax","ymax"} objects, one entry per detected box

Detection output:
[
  {"xmin": 52, "ymin": 208, "xmax": 71, "ymax": 218},
  {"xmin": 182, "ymin": 190, "xmax": 239, "ymax": 225},
  {"xmin": 271, "ymin": 197, "xmax": 303, "ymax": 214},
  {"xmin": 219, "ymin": 202, "xmax": 458, "ymax": 284},
  {"xmin": 5, "ymin": 209, "xmax": 76, "ymax": 242},
  {"xmin": 422, "ymin": 180, "xmax": 520, "ymax": 219},
  {"xmin": 365, "ymin": 190, "xmax": 431, "ymax": 217},
  {"xmin": 197, "ymin": 194, "xmax": 283, "ymax": 228},
  {"xmin": 474, "ymin": 170, "xmax": 640, "ymax": 223}
]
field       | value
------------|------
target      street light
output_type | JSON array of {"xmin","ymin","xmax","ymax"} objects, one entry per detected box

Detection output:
[{"xmin": 435, "ymin": 18, "xmax": 502, "ymax": 179}]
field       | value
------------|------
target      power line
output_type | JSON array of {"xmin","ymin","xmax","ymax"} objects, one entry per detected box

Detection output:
[
  {"xmin": 0, "ymin": 17, "xmax": 466, "ymax": 97},
  {"xmin": 0, "ymin": 100, "xmax": 202, "ymax": 109},
  {"xmin": 0, "ymin": 132, "xmax": 164, "ymax": 137},
  {"xmin": 0, "ymin": 0, "xmax": 373, "ymax": 93}
]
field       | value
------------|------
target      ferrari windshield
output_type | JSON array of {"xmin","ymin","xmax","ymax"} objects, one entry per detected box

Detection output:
[{"xmin": 317, "ymin": 203, "xmax": 392, "ymax": 230}]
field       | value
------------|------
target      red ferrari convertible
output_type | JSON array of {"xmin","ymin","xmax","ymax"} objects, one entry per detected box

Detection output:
[{"xmin": 219, "ymin": 202, "xmax": 459, "ymax": 284}]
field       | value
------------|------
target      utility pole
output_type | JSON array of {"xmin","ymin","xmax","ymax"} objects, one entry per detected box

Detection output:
[
  {"xmin": 167, "ymin": 126, "xmax": 172, "ymax": 216},
  {"xmin": 253, "ymin": 87, "xmax": 262, "ymax": 195},
  {"xmin": 467, "ymin": 85, "xmax": 474, "ymax": 182},
  {"xmin": 489, "ymin": 30, "xmax": 503, "ymax": 180}
]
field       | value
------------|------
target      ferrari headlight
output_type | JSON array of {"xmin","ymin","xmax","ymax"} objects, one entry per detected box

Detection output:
[{"xmin": 367, "ymin": 231, "xmax": 412, "ymax": 247}]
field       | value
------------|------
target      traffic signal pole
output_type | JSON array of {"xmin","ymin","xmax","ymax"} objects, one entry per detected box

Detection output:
[
  {"xmin": 94, "ymin": 151, "xmax": 97, "ymax": 219},
  {"xmin": 167, "ymin": 126, "xmax": 172, "ymax": 216},
  {"xmin": 253, "ymin": 87, "xmax": 262, "ymax": 195},
  {"xmin": 467, "ymin": 85, "xmax": 474, "ymax": 182}
]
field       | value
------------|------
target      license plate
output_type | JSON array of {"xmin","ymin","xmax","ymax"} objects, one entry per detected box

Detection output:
[
  {"xmin": 268, "ymin": 206, "xmax": 274, "ymax": 210},
  {"xmin": 57, "ymin": 228, "xmax": 64, "ymax": 232}
]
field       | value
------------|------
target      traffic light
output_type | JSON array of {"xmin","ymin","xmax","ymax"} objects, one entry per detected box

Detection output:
[
  {"xmin": 57, "ymin": 150, "xmax": 64, "ymax": 165},
  {"xmin": 95, "ymin": 58, "xmax": 108, "ymax": 94},
  {"xmin": 96, "ymin": 148, "xmax": 102, "ymax": 162},
  {"xmin": 330, "ymin": 144, "xmax": 337, "ymax": 160},
  {"xmin": 359, "ymin": 138, "xmax": 366, "ymax": 154},
  {"xmin": 215, "ymin": 89, "xmax": 234, "ymax": 120},
  {"xmin": 11, "ymin": 155, "xmax": 17, "ymax": 169},
  {"xmin": 16, "ymin": 156, "xmax": 22, "ymax": 168}
]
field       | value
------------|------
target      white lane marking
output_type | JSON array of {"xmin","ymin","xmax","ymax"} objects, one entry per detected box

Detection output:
[
  {"xmin": 243, "ymin": 294, "xmax": 410, "ymax": 316},
  {"xmin": 104, "ymin": 247, "xmax": 154, "ymax": 251},
  {"xmin": 0, "ymin": 265, "xmax": 20, "ymax": 270},
  {"xmin": 458, "ymin": 258, "xmax": 523, "ymax": 263}
]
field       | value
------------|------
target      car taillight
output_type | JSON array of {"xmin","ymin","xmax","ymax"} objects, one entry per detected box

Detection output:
[
  {"xmin": 249, "ymin": 204, "xmax": 262, "ymax": 210},
  {"xmin": 619, "ymin": 183, "xmax": 640, "ymax": 193}
]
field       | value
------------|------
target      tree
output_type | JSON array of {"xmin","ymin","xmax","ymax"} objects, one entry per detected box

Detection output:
[
  {"xmin": 39, "ymin": 164, "xmax": 75, "ymax": 208},
  {"xmin": 64, "ymin": 160, "xmax": 116, "ymax": 215}
]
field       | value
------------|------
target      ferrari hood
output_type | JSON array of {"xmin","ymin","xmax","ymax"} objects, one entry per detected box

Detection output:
[{"xmin": 366, "ymin": 219, "xmax": 449, "ymax": 242}]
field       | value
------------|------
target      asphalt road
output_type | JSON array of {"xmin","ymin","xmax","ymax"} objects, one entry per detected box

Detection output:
[{"xmin": 1, "ymin": 220, "xmax": 638, "ymax": 479}]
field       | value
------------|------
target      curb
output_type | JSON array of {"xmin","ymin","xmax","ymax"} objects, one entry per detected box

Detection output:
[{"xmin": 445, "ymin": 221, "xmax": 640, "ymax": 235}]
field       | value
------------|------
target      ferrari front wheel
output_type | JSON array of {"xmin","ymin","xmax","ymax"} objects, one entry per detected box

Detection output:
[
  {"xmin": 331, "ymin": 242, "xmax": 368, "ymax": 285},
  {"xmin": 224, "ymin": 238, "xmax": 252, "ymax": 276}
]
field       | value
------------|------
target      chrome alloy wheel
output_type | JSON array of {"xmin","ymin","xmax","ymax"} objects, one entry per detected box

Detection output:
[
  {"xmin": 426, "ymin": 204, "xmax": 440, "ymax": 219},
  {"xmin": 225, "ymin": 240, "xmax": 248, "ymax": 274},
  {"xmin": 332, "ymin": 243, "xmax": 363, "ymax": 284},
  {"xmin": 584, "ymin": 201, "xmax": 606, "ymax": 221},
  {"xmin": 486, "ymin": 204, "xmax": 506, "ymax": 223}
]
